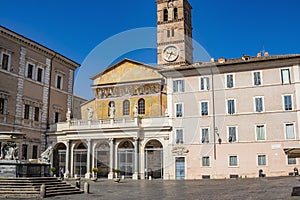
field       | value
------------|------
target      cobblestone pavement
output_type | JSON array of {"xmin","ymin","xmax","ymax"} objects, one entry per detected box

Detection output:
[{"xmin": 47, "ymin": 177, "xmax": 300, "ymax": 200}]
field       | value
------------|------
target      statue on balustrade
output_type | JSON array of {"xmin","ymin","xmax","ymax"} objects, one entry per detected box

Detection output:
[
  {"xmin": 87, "ymin": 107, "xmax": 94, "ymax": 120},
  {"xmin": 133, "ymin": 103, "xmax": 139, "ymax": 117},
  {"xmin": 109, "ymin": 104, "xmax": 115, "ymax": 119},
  {"xmin": 66, "ymin": 107, "xmax": 71, "ymax": 122}
]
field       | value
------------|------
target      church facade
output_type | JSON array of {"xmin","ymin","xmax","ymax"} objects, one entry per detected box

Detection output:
[{"xmin": 48, "ymin": 0, "xmax": 300, "ymax": 180}]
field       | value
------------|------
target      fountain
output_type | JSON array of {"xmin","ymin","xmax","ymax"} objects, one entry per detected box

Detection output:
[{"xmin": 0, "ymin": 132, "xmax": 50, "ymax": 177}]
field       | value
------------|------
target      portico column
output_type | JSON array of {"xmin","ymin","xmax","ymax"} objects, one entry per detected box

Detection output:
[
  {"xmin": 85, "ymin": 139, "xmax": 92, "ymax": 178},
  {"xmin": 133, "ymin": 137, "xmax": 139, "ymax": 180},
  {"xmin": 108, "ymin": 138, "xmax": 114, "ymax": 179},
  {"xmin": 65, "ymin": 140, "xmax": 71, "ymax": 177}
]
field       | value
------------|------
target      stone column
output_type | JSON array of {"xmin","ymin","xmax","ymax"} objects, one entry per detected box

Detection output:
[
  {"xmin": 65, "ymin": 140, "xmax": 71, "ymax": 178},
  {"xmin": 70, "ymin": 144, "xmax": 74, "ymax": 177},
  {"xmin": 85, "ymin": 139, "xmax": 92, "ymax": 178},
  {"xmin": 133, "ymin": 137, "xmax": 139, "ymax": 180},
  {"xmin": 108, "ymin": 138, "xmax": 114, "ymax": 179}
]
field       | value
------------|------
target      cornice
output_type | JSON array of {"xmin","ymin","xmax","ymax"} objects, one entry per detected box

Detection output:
[{"xmin": 0, "ymin": 26, "xmax": 80, "ymax": 70}]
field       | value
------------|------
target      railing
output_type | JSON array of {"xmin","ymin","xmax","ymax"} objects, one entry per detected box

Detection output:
[{"xmin": 56, "ymin": 116, "xmax": 171, "ymax": 132}]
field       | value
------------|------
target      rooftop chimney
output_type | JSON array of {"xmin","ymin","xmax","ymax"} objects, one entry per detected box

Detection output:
[{"xmin": 218, "ymin": 58, "xmax": 226, "ymax": 64}]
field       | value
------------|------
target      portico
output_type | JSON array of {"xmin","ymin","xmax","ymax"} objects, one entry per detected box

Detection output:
[{"xmin": 47, "ymin": 116, "xmax": 171, "ymax": 179}]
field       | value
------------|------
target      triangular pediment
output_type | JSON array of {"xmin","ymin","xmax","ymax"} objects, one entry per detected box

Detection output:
[{"xmin": 92, "ymin": 59, "xmax": 163, "ymax": 85}]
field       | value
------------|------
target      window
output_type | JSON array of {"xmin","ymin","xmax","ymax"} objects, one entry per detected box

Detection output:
[
  {"xmin": 175, "ymin": 103, "xmax": 183, "ymax": 117},
  {"xmin": 285, "ymin": 123, "xmax": 295, "ymax": 139},
  {"xmin": 27, "ymin": 63, "xmax": 34, "ymax": 79},
  {"xmin": 284, "ymin": 95, "xmax": 293, "ymax": 110},
  {"xmin": 172, "ymin": 29, "xmax": 175, "ymax": 37},
  {"xmin": 227, "ymin": 99, "xmax": 236, "ymax": 114},
  {"xmin": 253, "ymin": 71, "xmax": 262, "ymax": 86},
  {"xmin": 226, "ymin": 74, "xmax": 234, "ymax": 88},
  {"xmin": 201, "ymin": 102, "xmax": 208, "ymax": 116},
  {"xmin": 123, "ymin": 100, "xmax": 130, "ymax": 116},
  {"xmin": 202, "ymin": 156, "xmax": 210, "ymax": 167},
  {"xmin": 167, "ymin": 30, "xmax": 170, "ymax": 38},
  {"xmin": 281, "ymin": 69, "xmax": 291, "ymax": 84},
  {"xmin": 229, "ymin": 156, "xmax": 238, "ymax": 166},
  {"xmin": 258, "ymin": 155, "xmax": 266, "ymax": 166},
  {"xmin": 24, "ymin": 104, "xmax": 30, "ymax": 120},
  {"xmin": 174, "ymin": 7, "xmax": 178, "ymax": 20},
  {"xmin": 173, "ymin": 80, "xmax": 185, "ymax": 93},
  {"xmin": 22, "ymin": 144, "xmax": 28, "ymax": 160},
  {"xmin": 36, "ymin": 67, "xmax": 43, "ymax": 82},
  {"xmin": 1, "ymin": 53, "xmax": 10, "ymax": 70},
  {"xmin": 288, "ymin": 157, "xmax": 297, "ymax": 165},
  {"xmin": 163, "ymin": 9, "xmax": 168, "ymax": 22},
  {"xmin": 255, "ymin": 97, "xmax": 264, "ymax": 112},
  {"xmin": 54, "ymin": 112, "xmax": 61, "ymax": 123},
  {"xmin": 0, "ymin": 98, "xmax": 4, "ymax": 115},
  {"xmin": 34, "ymin": 107, "xmax": 40, "ymax": 122},
  {"xmin": 200, "ymin": 77, "xmax": 209, "ymax": 90},
  {"xmin": 228, "ymin": 126, "xmax": 237, "ymax": 142},
  {"xmin": 256, "ymin": 125, "xmax": 266, "ymax": 141},
  {"xmin": 138, "ymin": 99, "xmax": 145, "ymax": 115},
  {"xmin": 32, "ymin": 145, "xmax": 38, "ymax": 159},
  {"xmin": 201, "ymin": 128, "xmax": 209, "ymax": 143},
  {"xmin": 176, "ymin": 129, "xmax": 183, "ymax": 144},
  {"xmin": 56, "ymin": 75, "xmax": 63, "ymax": 89}
]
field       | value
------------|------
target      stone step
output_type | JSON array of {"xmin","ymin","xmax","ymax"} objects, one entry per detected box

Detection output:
[
  {"xmin": 0, "ymin": 177, "xmax": 83, "ymax": 198},
  {"xmin": 0, "ymin": 190, "xmax": 39, "ymax": 194},
  {"xmin": 0, "ymin": 194, "xmax": 40, "ymax": 199},
  {"xmin": 0, "ymin": 187, "xmax": 38, "ymax": 191},
  {"xmin": 46, "ymin": 190, "xmax": 84, "ymax": 197}
]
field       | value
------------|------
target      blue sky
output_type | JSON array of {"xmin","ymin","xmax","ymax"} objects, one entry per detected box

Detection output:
[{"xmin": 1, "ymin": 0, "xmax": 300, "ymax": 99}]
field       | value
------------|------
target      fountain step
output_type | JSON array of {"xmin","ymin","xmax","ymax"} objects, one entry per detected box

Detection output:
[{"xmin": 0, "ymin": 177, "xmax": 83, "ymax": 198}]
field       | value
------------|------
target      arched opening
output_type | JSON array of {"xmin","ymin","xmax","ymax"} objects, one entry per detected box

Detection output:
[
  {"xmin": 123, "ymin": 100, "xmax": 130, "ymax": 116},
  {"xmin": 163, "ymin": 9, "xmax": 168, "ymax": 22},
  {"xmin": 174, "ymin": 7, "xmax": 178, "ymax": 20},
  {"xmin": 138, "ymin": 98, "xmax": 145, "ymax": 115},
  {"xmin": 53, "ymin": 143, "xmax": 66, "ymax": 177},
  {"xmin": 118, "ymin": 140, "xmax": 134, "ymax": 178},
  {"xmin": 74, "ymin": 142, "xmax": 87, "ymax": 177},
  {"xmin": 144, "ymin": 140, "xmax": 163, "ymax": 179},
  {"xmin": 95, "ymin": 142, "xmax": 110, "ymax": 178}
]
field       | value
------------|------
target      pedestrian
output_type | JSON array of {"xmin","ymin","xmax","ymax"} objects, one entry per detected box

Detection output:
[
  {"xmin": 60, "ymin": 167, "xmax": 64, "ymax": 180},
  {"xmin": 294, "ymin": 167, "xmax": 298, "ymax": 176}
]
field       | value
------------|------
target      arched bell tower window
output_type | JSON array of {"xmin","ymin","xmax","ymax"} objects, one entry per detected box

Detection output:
[
  {"xmin": 108, "ymin": 101, "xmax": 115, "ymax": 117},
  {"xmin": 163, "ymin": 9, "xmax": 168, "ymax": 22},
  {"xmin": 138, "ymin": 99, "xmax": 145, "ymax": 115},
  {"xmin": 123, "ymin": 100, "xmax": 130, "ymax": 116},
  {"xmin": 174, "ymin": 7, "xmax": 178, "ymax": 20}
]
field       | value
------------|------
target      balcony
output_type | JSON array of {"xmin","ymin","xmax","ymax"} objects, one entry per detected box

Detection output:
[{"xmin": 56, "ymin": 116, "xmax": 171, "ymax": 132}]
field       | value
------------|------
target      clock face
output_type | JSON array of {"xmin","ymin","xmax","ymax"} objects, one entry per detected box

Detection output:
[{"xmin": 163, "ymin": 45, "xmax": 180, "ymax": 62}]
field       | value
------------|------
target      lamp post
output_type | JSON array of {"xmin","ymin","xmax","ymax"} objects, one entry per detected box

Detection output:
[{"xmin": 211, "ymin": 64, "xmax": 221, "ymax": 160}]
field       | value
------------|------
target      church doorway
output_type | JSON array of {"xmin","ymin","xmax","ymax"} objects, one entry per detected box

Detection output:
[
  {"xmin": 53, "ymin": 143, "xmax": 66, "ymax": 177},
  {"xmin": 73, "ymin": 142, "xmax": 87, "ymax": 177},
  {"xmin": 118, "ymin": 140, "xmax": 134, "ymax": 178},
  {"xmin": 145, "ymin": 140, "xmax": 163, "ymax": 179},
  {"xmin": 95, "ymin": 142, "xmax": 110, "ymax": 178}
]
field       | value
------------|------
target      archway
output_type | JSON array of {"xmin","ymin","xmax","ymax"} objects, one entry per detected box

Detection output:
[
  {"xmin": 53, "ymin": 143, "xmax": 66, "ymax": 177},
  {"xmin": 73, "ymin": 142, "xmax": 87, "ymax": 177},
  {"xmin": 95, "ymin": 142, "xmax": 110, "ymax": 178},
  {"xmin": 145, "ymin": 140, "xmax": 163, "ymax": 179},
  {"xmin": 118, "ymin": 140, "xmax": 134, "ymax": 178}
]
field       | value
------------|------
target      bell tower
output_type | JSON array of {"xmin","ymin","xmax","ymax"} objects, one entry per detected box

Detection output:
[{"xmin": 156, "ymin": 0, "xmax": 193, "ymax": 68}]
